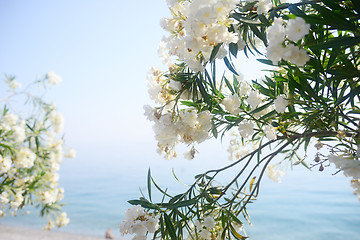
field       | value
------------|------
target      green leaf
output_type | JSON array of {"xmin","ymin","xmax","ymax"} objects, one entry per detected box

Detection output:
[
  {"xmin": 231, "ymin": 12, "xmax": 262, "ymax": 25},
  {"xmin": 151, "ymin": 177, "xmax": 173, "ymax": 198},
  {"xmin": 229, "ymin": 42, "xmax": 238, "ymax": 58},
  {"xmin": 196, "ymin": 75, "xmax": 211, "ymax": 105},
  {"xmin": 147, "ymin": 168, "xmax": 152, "ymax": 202},
  {"xmin": 224, "ymin": 56, "xmax": 238, "ymax": 76},
  {"xmin": 311, "ymin": 3, "xmax": 357, "ymax": 31},
  {"xmin": 335, "ymin": 86, "xmax": 360, "ymax": 106},
  {"xmin": 253, "ymin": 81, "xmax": 273, "ymax": 97},
  {"xmin": 212, "ymin": 122, "xmax": 218, "ymax": 138},
  {"xmin": 163, "ymin": 213, "xmax": 177, "ymax": 239},
  {"xmin": 160, "ymin": 198, "xmax": 197, "ymax": 209},
  {"xmin": 257, "ymin": 58, "xmax": 274, "ymax": 66},
  {"xmin": 310, "ymin": 36, "xmax": 360, "ymax": 50},
  {"xmin": 321, "ymin": 0, "xmax": 343, "ymax": 10},
  {"xmin": 288, "ymin": 4, "xmax": 305, "ymax": 16},
  {"xmin": 258, "ymin": 14, "xmax": 271, "ymax": 27},
  {"xmin": 326, "ymin": 47, "xmax": 341, "ymax": 70},
  {"xmin": 180, "ymin": 101, "xmax": 195, "ymax": 107},
  {"xmin": 249, "ymin": 25, "xmax": 267, "ymax": 45},
  {"xmin": 128, "ymin": 199, "xmax": 159, "ymax": 210},
  {"xmin": 249, "ymin": 101, "xmax": 273, "ymax": 115},
  {"xmin": 169, "ymin": 194, "xmax": 183, "ymax": 204},
  {"xmin": 209, "ymin": 43, "xmax": 223, "ymax": 63},
  {"xmin": 228, "ymin": 211, "xmax": 243, "ymax": 226},
  {"xmin": 224, "ymin": 76, "xmax": 235, "ymax": 94},
  {"xmin": 225, "ymin": 115, "xmax": 239, "ymax": 122}
]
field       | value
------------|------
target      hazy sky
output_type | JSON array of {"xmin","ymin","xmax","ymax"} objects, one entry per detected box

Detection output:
[
  {"xmin": 0, "ymin": 0, "xmax": 265, "ymax": 162},
  {"xmin": 0, "ymin": 1, "xmax": 168, "ymax": 149}
]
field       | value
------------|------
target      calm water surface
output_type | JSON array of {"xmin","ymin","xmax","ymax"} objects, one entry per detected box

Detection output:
[{"xmin": 1, "ymin": 143, "xmax": 360, "ymax": 239}]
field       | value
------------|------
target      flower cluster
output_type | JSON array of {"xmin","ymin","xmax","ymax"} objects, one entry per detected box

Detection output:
[
  {"xmin": 266, "ymin": 165, "xmax": 285, "ymax": 183},
  {"xmin": 119, "ymin": 205, "xmax": 159, "ymax": 240},
  {"xmin": 246, "ymin": 0, "xmax": 273, "ymax": 15},
  {"xmin": 145, "ymin": 106, "xmax": 212, "ymax": 159},
  {"xmin": 328, "ymin": 154, "xmax": 360, "ymax": 201},
  {"xmin": 266, "ymin": 17, "xmax": 310, "ymax": 66},
  {"xmin": 0, "ymin": 73, "xmax": 75, "ymax": 229},
  {"xmin": 159, "ymin": 0, "xmax": 239, "ymax": 72},
  {"xmin": 147, "ymin": 67, "xmax": 178, "ymax": 105},
  {"xmin": 227, "ymin": 130, "xmax": 251, "ymax": 161},
  {"xmin": 186, "ymin": 212, "xmax": 244, "ymax": 240}
]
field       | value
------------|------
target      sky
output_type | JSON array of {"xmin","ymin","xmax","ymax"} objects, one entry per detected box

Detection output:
[
  {"xmin": 0, "ymin": 0, "xmax": 167, "ymax": 148},
  {"xmin": 0, "ymin": 0, "xmax": 265, "ymax": 161}
]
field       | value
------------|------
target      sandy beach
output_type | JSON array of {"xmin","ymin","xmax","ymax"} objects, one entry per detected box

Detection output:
[{"xmin": 0, "ymin": 225, "xmax": 107, "ymax": 240}]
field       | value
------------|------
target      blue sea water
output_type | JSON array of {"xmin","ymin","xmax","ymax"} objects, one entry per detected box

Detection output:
[{"xmin": 1, "ymin": 142, "xmax": 360, "ymax": 239}]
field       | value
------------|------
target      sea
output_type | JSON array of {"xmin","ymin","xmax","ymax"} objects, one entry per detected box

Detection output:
[{"xmin": 1, "ymin": 141, "xmax": 360, "ymax": 240}]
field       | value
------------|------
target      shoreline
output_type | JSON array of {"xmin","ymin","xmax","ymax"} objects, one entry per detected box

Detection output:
[{"xmin": 0, "ymin": 224, "xmax": 107, "ymax": 240}]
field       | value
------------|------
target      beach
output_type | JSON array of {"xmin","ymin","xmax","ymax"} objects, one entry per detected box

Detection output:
[{"xmin": 0, "ymin": 225, "xmax": 106, "ymax": 240}]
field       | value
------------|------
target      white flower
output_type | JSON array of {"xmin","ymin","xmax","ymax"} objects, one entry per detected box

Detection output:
[
  {"xmin": 10, "ymin": 80, "xmax": 22, "ymax": 90},
  {"xmin": 222, "ymin": 94, "xmax": 241, "ymax": 114},
  {"xmin": 266, "ymin": 165, "xmax": 284, "ymax": 183},
  {"xmin": 238, "ymin": 80, "xmax": 251, "ymax": 97},
  {"xmin": 46, "ymin": 71, "xmax": 62, "ymax": 85},
  {"xmin": 328, "ymin": 155, "xmax": 360, "ymax": 179},
  {"xmin": 0, "ymin": 155, "xmax": 12, "ymax": 174},
  {"xmin": 283, "ymin": 44, "xmax": 310, "ymax": 66},
  {"xmin": 120, "ymin": 205, "xmax": 159, "ymax": 237},
  {"xmin": 238, "ymin": 121, "xmax": 254, "ymax": 138},
  {"xmin": 41, "ymin": 189, "xmax": 58, "ymax": 205},
  {"xmin": 133, "ymin": 235, "xmax": 147, "ymax": 240},
  {"xmin": 274, "ymin": 95, "xmax": 288, "ymax": 113},
  {"xmin": 0, "ymin": 191, "xmax": 9, "ymax": 205},
  {"xmin": 267, "ymin": 18, "xmax": 285, "ymax": 45},
  {"xmin": 263, "ymin": 125, "xmax": 277, "ymax": 140},
  {"xmin": 144, "ymin": 216, "xmax": 160, "ymax": 233},
  {"xmin": 184, "ymin": 147, "xmax": 196, "ymax": 160},
  {"xmin": 65, "ymin": 147, "xmax": 76, "ymax": 158},
  {"xmin": 14, "ymin": 147, "xmax": 36, "ymax": 169},
  {"xmin": 266, "ymin": 44, "xmax": 285, "ymax": 65},
  {"xmin": 247, "ymin": 90, "xmax": 262, "ymax": 109},
  {"xmin": 49, "ymin": 111, "xmax": 64, "ymax": 133},
  {"xmin": 199, "ymin": 228, "xmax": 212, "ymax": 239},
  {"xmin": 196, "ymin": 6, "xmax": 218, "ymax": 24},
  {"xmin": 44, "ymin": 220, "xmax": 55, "ymax": 231},
  {"xmin": 203, "ymin": 216, "xmax": 216, "ymax": 229},
  {"xmin": 56, "ymin": 212, "xmax": 70, "ymax": 227},
  {"xmin": 10, "ymin": 190, "xmax": 24, "ymax": 209},
  {"xmin": 285, "ymin": 17, "xmax": 310, "ymax": 42},
  {"xmin": 255, "ymin": 0, "xmax": 273, "ymax": 15},
  {"xmin": 3, "ymin": 113, "xmax": 18, "ymax": 126},
  {"xmin": 11, "ymin": 125, "xmax": 26, "ymax": 142},
  {"xmin": 168, "ymin": 80, "xmax": 182, "ymax": 92}
]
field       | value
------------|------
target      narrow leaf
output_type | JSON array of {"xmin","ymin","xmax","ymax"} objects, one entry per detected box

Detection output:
[
  {"xmin": 231, "ymin": 12, "xmax": 262, "ymax": 25},
  {"xmin": 224, "ymin": 56, "xmax": 239, "ymax": 76},
  {"xmin": 209, "ymin": 43, "xmax": 223, "ymax": 63},
  {"xmin": 163, "ymin": 213, "xmax": 177, "ymax": 239},
  {"xmin": 147, "ymin": 168, "xmax": 152, "ymax": 202}
]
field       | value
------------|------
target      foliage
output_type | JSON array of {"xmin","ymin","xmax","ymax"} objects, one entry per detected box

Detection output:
[
  {"xmin": 0, "ymin": 73, "xmax": 74, "ymax": 230},
  {"xmin": 121, "ymin": 0, "xmax": 360, "ymax": 239}
]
